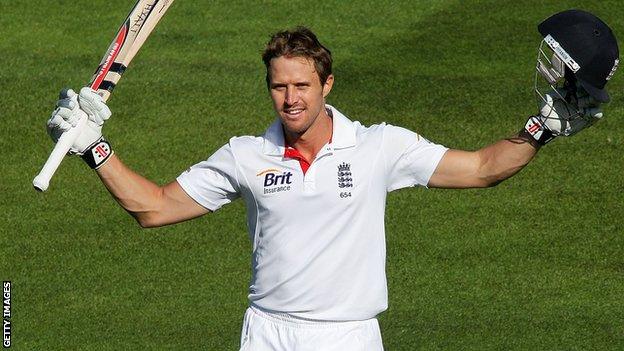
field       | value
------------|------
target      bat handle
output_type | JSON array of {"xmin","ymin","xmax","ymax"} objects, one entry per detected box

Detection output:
[{"xmin": 33, "ymin": 116, "xmax": 87, "ymax": 192}]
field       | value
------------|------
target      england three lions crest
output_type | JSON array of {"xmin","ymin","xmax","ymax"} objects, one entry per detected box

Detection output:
[{"xmin": 337, "ymin": 162, "xmax": 353, "ymax": 188}]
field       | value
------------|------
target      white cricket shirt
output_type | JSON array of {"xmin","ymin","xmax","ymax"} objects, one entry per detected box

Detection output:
[{"xmin": 177, "ymin": 105, "xmax": 448, "ymax": 321}]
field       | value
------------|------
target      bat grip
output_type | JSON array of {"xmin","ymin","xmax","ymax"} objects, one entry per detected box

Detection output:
[{"xmin": 33, "ymin": 116, "xmax": 87, "ymax": 192}]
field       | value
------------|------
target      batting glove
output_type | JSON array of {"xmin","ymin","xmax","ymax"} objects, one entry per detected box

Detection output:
[
  {"xmin": 524, "ymin": 88, "xmax": 603, "ymax": 145},
  {"xmin": 47, "ymin": 87, "xmax": 113, "ymax": 168}
]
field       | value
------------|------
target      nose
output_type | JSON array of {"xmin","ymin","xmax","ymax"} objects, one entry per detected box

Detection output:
[{"xmin": 285, "ymin": 86, "xmax": 299, "ymax": 106}]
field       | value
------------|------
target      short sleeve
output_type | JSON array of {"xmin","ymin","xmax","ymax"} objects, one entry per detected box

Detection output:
[
  {"xmin": 383, "ymin": 125, "xmax": 448, "ymax": 192},
  {"xmin": 176, "ymin": 143, "xmax": 241, "ymax": 211}
]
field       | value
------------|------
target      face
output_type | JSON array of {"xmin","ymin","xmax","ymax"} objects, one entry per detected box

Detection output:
[{"xmin": 268, "ymin": 56, "xmax": 333, "ymax": 136}]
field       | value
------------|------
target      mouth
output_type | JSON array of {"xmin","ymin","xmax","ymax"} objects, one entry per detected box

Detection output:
[{"xmin": 282, "ymin": 107, "xmax": 305, "ymax": 119}]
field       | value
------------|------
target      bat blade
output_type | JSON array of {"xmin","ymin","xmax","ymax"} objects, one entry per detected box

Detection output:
[
  {"xmin": 90, "ymin": 0, "xmax": 176, "ymax": 102},
  {"xmin": 33, "ymin": 0, "xmax": 175, "ymax": 192}
]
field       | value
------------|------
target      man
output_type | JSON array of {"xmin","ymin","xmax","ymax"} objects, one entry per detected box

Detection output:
[{"xmin": 47, "ymin": 11, "xmax": 617, "ymax": 351}]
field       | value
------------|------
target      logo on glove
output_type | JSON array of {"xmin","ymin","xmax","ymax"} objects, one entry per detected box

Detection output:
[{"xmin": 92, "ymin": 142, "xmax": 111, "ymax": 161}]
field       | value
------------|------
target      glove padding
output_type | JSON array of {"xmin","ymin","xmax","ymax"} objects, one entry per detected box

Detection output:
[
  {"xmin": 47, "ymin": 87, "xmax": 111, "ymax": 155},
  {"xmin": 538, "ymin": 87, "xmax": 603, "ymax": 136}
]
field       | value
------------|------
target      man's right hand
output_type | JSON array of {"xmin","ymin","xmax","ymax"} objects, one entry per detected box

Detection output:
[{"xmin": 47, "ymin": 87, "xmax": 111, "ymax": 155}]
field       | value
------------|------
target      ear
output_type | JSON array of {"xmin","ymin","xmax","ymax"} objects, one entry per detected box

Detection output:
[{"xmin": 322, "ymin": 74, "xmax": 334, "ymax": 98}]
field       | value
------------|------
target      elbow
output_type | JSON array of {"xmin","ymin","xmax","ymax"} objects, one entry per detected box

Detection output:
[
  {"xmin": 137, "ymin": 218, "xmax": 156, "ymax": 229},
  {"xmin": 481, "ymin": 165, "xmax": 527, "ymax": 188},
  {"xmin": 118, "ymin": 186, "xmax": 169, "ymax": 229},
  {"xmin": 475, "ymin": 164, "xmax": 522, "ymax": 188},
  {"xmin": 135, "ymin": 217, "xmax": 155, "ymax": 229},
  {"xmin": 484, "ymin": 172, "xmax": 505, "ymax": 187},
  {"xmin": 470, "ymin": 177, "xmax": 499, "ymax": 188},
  {"xmin": 133, "ymin": 212, "xmax": 162, "ymax": 229},
  {"xmin": 484, "ymin": 178, "xmax": 503, "ymax": 188},
  {"xmin": 474, "ymin": 173, "xmax": 505, "ymax": 188}
]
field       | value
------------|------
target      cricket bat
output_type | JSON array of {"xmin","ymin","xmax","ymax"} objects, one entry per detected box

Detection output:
[{"xmin": 33, "ymin": 0, "xmax": 175, "ymax": 192}]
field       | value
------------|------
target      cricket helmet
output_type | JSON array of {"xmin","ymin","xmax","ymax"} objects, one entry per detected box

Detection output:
[{"xmin": 537, "ymin": 9, "xmax": 619, "ymax": 102}]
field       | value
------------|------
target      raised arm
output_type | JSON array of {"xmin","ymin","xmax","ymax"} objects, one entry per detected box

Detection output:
[
  {"xmin": 96, "ymin": 155, "xmax": 209, "ymax": 228},
  {"xmin": 46, "ymin": 88, "xmax": 209, "ymax": 228},
  {"xmin": 428, "ymin": 89, "xmax": 604, "ymax": 189},
  {"xmin": 428, "ymin": 131, "xmax": 539, "ymax": 188}
]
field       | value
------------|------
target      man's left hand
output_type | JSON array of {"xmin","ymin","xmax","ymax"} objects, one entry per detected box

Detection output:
[
  {"xmin": 524, "ymin": 86, "xmax": 604, "ymax": 145},
  {"xmin": 539, "ymin": 88, "xmax": 603, "ymax": 136}
]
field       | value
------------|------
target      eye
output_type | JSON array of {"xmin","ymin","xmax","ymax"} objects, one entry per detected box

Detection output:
[
  {"xmin": 271, "ymin": 85, "xmax": 286, "ymax": 91},
  {"xmin": 295, "ymin": 83, "xmax": 310, "ymax": 90}
]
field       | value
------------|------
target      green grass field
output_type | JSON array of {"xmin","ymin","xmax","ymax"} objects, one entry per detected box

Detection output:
[{"xmin": 2, "ymin": 0, "xmax": 623, "ymax": 349}]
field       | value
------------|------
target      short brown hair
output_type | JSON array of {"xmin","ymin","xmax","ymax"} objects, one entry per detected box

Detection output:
[{"xmin": 262, "ymin": 26, "xmax": 333, "ymax": 87}]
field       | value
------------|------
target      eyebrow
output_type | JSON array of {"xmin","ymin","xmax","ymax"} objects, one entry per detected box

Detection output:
[{"xmin": 270, "ymin": 81, "xmax": 312, "ymax": 88}]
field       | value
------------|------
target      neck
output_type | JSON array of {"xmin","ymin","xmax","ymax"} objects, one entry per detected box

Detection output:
[{"xmin": 284, "ymin": 109, "xmax": 333, "ymax": 162}]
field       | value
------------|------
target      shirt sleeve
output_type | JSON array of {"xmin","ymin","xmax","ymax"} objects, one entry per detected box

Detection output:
[
  {"xmin": 176, "ymin": 143, "xmax": 241, "ymax": 211},
  {"xmin": 383, "ymin": 124, "xmax": 448, "ymax": 192}
]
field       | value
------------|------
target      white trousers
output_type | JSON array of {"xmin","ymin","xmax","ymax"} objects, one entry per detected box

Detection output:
[{"xmin": 239, "ymin": 306, "xmax": 384, "ymax": 351}]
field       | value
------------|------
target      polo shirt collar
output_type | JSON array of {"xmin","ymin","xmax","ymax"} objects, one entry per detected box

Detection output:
[
  {"xmin": 262, "ymin": 105, "xmax": 357, "ymax": 156},
  {"xmin": 327, "ymin": 105, "xmax": 357, "ymax": 150},
  {"xmin": 263, "ymin": 119, "xmax": 286, "ymax": 156}
]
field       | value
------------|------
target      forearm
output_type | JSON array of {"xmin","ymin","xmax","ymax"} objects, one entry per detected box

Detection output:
[
  {"xmin": 476, "ymin": 130, "xmax": 540, "ymax": 186},
  {"xmin": 95, "ymin": 154, "xmax": 165, "ymax": 225},
  {"xmin": 46, "ymin": 87, "xmax": 208, "ymax": 227}
]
